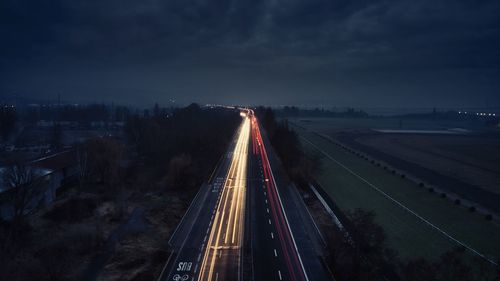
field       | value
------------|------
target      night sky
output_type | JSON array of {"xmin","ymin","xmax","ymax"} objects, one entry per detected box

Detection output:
[{"xmin": 1, "ymin": 0, "xmax": 499, "ymax": 108}]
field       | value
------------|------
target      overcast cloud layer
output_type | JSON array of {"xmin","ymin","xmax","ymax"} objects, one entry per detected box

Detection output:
[{"xmin": 1, "ymin": 0, "xmax": 500, "ymax": 108}]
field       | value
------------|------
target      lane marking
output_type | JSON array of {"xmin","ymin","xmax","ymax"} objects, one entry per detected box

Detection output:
[
  {"xmin": 260, "ymin": 126, "xmax": 310, "ymax": 281},
  {"xmin": 266, "ymin": 208, "xmax": 269, "ymax": 213},
  {"xmin": 278, "ymin": 270, "xmax": 282, "ymax": 280},
  {"xmin": 268, "ymin": 219, "xmax": 272, "ymax": 225},
  {"xmin": 271, "ymin": 232, "xmax": 274, "ymax": 239},
  {"xmin": 274, "ymin": 249, "xmax": 278, "ymax": 257},
  {"xmin": 198, "ymin": 118, "xmax": 251, "ymax": 281}
]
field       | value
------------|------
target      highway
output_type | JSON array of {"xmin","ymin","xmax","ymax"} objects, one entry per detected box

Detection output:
[
  {"xmin": 197, "ymin": 115, "xmax": 250, "ymax": 281},
  {"xmin": 161, "ymin": 110, "xmax": 330, "ymax": 281},
  {"xmin": 160, "ymin": 114, "xmax": 249, "ymax": 281},
  {"xmin": 248, "ymin": 114, "xmax": 308, "ymax": 281}
]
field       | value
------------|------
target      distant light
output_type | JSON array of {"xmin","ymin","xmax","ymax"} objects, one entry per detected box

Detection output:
[{"xmin": 458, "ymin": 111, "xmax": 461, "ymax": 114}]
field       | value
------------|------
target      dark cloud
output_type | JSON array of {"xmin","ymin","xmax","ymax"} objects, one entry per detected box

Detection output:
[{"xmin": 1, "ymin": 0, "xmax": 499, "ymax": 107}]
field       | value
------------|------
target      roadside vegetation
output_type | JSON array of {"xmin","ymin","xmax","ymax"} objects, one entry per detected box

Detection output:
[
  {"xmin": 0, "ymin": 104, "xmax": 240, "ymax": 281},
  {"xmin": 255, "ymin": 106, "xmax": 319, "ymax": 187},
  {"xmin": 315, "ymin": 204, "xmax": 500, "ymax": 281}
]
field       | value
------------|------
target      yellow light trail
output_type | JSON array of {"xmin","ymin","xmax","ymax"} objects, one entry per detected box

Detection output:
[{"xmin": 198, "ymin": 116, "xmax": 250, "ymax": 281}]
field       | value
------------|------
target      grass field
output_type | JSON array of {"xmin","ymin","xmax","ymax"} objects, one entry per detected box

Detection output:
[
  {"xmin": 293, "ymin": 124, "xmax": 500, "ymax": 262},
  {"xmin": 357, "ymin": 134, "xmax": 500, "ymax": 195}
]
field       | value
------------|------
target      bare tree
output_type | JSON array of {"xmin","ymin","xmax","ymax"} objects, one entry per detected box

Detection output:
[
  {"xmin": 2, "ymin": 163, "xmax": 46, "ymax": 221},
  {"xmin": 0, "ymin": 104, "xmax": 17, "ymax": 141},
  {"xmin": 87, "ymin": 138, "xmax": 122, "ymax": 186},
  {"xmin": 50, "ymin": 123, "xmax": 63, "ymax": 150},
  {"xmin": 124, "ymin": 115, "xmax": 145, "ymax": 147},
  {"xmin": 76, "ymin": 145, "xmax": 88, "ymax": 188},
  {"xmin": 165, "ymin": 154, "xmax": 192, "ymax": 189}
]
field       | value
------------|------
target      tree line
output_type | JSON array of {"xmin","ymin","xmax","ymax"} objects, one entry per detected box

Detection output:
[
  {"xmin": 125, "ymin": 103, "xmax": 241, "ymax": 190},
  {"xmin": 255, "ymin": 106, "xmax": 319, "ymax": 187},
  {"xmin": 278, "ymin": 106, "xmax": 369, "ymax": 118},
  {"xmin": 24, "ymin": 104, "xmax": 131, "ymax": 125}
]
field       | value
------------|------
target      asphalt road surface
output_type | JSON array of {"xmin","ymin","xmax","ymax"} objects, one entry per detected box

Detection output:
[
  {"xmin": 249, "ymin": 115, "xmax": 308, "ymax": 281},
  {"xmin": 161, "ymin": 111, "xmax": 330, "ymax": 281},
  {"xmin": 197, "ymin": 116, "xmax": 250, "ymax": 281}
]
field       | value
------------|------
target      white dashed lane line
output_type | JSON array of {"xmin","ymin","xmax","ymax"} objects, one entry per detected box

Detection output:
[{"xmin": 274, "ymin": 249, "xmax": 278, "ymax": 257}]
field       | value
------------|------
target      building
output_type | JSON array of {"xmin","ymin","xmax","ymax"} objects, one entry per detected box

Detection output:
[{"xmin": 0, "ymin": 150, "xmax": 79, "ymax": 220}]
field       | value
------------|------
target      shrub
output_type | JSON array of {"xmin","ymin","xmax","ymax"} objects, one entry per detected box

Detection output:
[
  {"xmin": 64, "ymin": 224, "xmax": 104, "ymax": 254},
  {"xmin": 401, "ymin": 174, "xmax": 406, "ymax": 178},
  {"xmin": 440, "ymin": 193, "xmax": 446, "ymax": 198},
  {"xmin": 454, "ymin": 199, "xmax": 461, "ymax": 205},
  {"xmin": 485, "ymin": 214, "xmax": 493, "ymax": 221},
  {"xmin": 44, "ymin": 197, "xmax": 98, "ymax": 223},
  {"xmin": 428, "ymin": 187, "xmax": 434, "ymax": 193},
  {"xmin": 468, "ymin": 206, "xmax": 476, "ymax": 212},
  {"xmin": 419, "ymin": 182, "xmax": 424, "ymax": 187}
]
